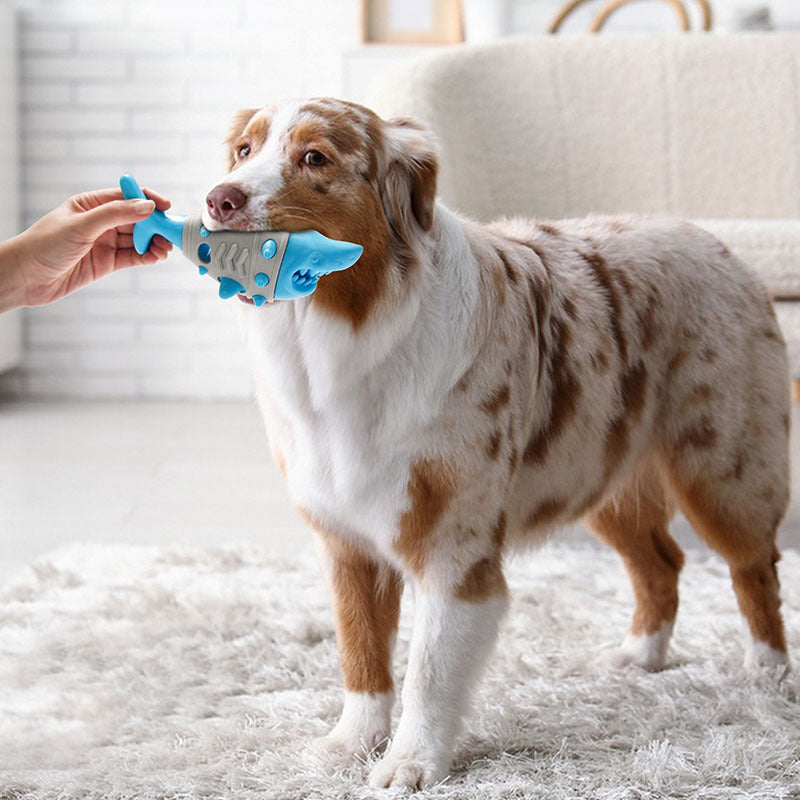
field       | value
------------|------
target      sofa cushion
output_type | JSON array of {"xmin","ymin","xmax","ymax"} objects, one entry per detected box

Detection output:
[
  {"xmin": 367, "ymin": 35, "xmax": 800, "ymax": 223},
  {"xmin": 694, "ymin": 219, "xmax": 800, "ymax": 299}
]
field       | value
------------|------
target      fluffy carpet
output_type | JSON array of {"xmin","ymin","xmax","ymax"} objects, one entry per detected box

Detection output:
[{"xmin": 1, "ymin": 542, "xmax": 798, "ymax": 800}]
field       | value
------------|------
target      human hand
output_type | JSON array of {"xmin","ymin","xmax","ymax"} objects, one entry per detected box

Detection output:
[{"xmin": 10, "ymin": 187, "xmax": 173, "ymax": 308}]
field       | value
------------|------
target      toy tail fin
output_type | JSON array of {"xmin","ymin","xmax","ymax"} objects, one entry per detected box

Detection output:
[{"xmin": 120, "ymin": 174, "xmax": 186, "ymax": 254}]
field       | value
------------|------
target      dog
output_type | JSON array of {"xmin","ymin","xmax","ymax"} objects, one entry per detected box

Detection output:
[{"xmin": 202, "ymin": 97, "xmax": 791, "ymax": 790}]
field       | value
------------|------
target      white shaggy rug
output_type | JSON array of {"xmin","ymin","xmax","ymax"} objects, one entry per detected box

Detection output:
[{"xmin": 1, "ymin": 542, "xmax": 799, "ymax": 800}]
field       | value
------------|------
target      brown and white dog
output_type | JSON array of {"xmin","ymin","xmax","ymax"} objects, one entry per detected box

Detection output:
[{"xmin": 203, "ymin": 98, "xmax": 791, "ymax": 790}]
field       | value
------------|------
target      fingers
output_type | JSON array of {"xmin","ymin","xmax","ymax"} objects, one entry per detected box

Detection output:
[
  {"xmin": 78, "ymin": 198, "xmax": 156, "ymax": 240},
  {"xmin": 117, "ymin": 233, "xmax": 171, "ymax": 251},
  {"xmin": 68, "ymin": 186, "xmax": 175, "ymax": 274},
  {"xmin": 121, "ymin": 233, "xmax": 171, "ymax": 255},
  {"xmin": 114, "ymin": 249, "xmax": 159, "ymax": 269},
  {"xmin": 114, "ymin": 236, "xmax": 172, "ymax": 270},
  {"xmin": 72, "ymin": 186, "xmax": 172, "ymax": 213},
  {"xmin": 142, "ymin": 187, "xmax": 171, "ymax": 211},
  {"xmin": 116, "ymin": 232, "xmax": 172, "ymax": 259},
  {"xmin": 148, "ymin": 235, "xmax": 172, "ymax": 260},
  {"xmin": 74, "ymin": 185, "xmax": 173, "ymax": 248},
  {"xmin": 70, "ymin": 188, "xmax": 128, "ymax": 211}
]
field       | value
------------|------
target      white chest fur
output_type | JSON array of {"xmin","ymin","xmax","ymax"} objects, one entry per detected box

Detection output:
[{"xmin": 235, "ymin": 208, "xmax": 478, "ymax": 551}]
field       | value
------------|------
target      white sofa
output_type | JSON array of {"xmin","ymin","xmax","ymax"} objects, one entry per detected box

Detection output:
[{"xmin": 367, "ymin": 33, "xmax": 800, "ymax": 383}]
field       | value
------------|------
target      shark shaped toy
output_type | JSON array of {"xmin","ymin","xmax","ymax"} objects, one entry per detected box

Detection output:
[{"xmin": 120, "ymin": 174, "xmax": 363, "ymax": 306}]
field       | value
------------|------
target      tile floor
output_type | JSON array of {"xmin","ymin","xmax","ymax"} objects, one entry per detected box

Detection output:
[
  {"xmin": 0, "ymin": 400, "xmax": 299, "ymax": 586},
  {"xmin": 1, "ymin": 400, "xmax": 798, "ymax": 587}
]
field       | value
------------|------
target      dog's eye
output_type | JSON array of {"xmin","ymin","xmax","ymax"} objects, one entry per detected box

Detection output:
[
  {"xmin": 303, "ymin": 150, "xmax": 328, "ymax": 168},
  {"xmin": 237, "ymin": 144, "xmax": 251, "ymax": 160}
]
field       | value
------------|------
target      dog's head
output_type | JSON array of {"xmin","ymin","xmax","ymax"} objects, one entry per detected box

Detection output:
[{"xmin": 204, "ymin": 98, "xmax": 438, "ymax": 328}]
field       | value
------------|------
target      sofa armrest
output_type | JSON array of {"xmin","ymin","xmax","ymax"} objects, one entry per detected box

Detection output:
[{"xmin": 693, "ymin": 219, "xmax": 800, "ymax": 300}]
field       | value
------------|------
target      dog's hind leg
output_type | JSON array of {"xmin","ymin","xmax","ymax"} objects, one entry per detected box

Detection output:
[
  {"xmin": 658, "ymin": 354, "xmax": 790, "ymax": 673},
  {"xmin": 584, "ymin": 460, "xmax": 683, "ymax": 671},
  {"xmin": 664, "ymin": 460, "xmax": 789, "ymax": 672}
]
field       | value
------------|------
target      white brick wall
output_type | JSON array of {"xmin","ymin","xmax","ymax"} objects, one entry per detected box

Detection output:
[{"xmin": 6, "ymin": 0, "xmax": 360, "ymax": 399}]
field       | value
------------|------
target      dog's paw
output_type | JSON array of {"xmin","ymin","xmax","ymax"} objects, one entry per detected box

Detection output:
[
  {"xmin": 597, "ymin": 625, "xmax": 672, "ymax": 672},
  {"xmin": 598, "ymin": 645, "xmax": 665, "ymax": 672},
  {"xmin": 743, "ymin": 643, "xmax": 795, "ymax": 700},
  {"xmin": 314, "ymin": 725, "xmax": 389, "ymax": 758},
  {"xmin": 368, "ymin": 749, "xmax": 447, "ymax": 791},
  {"xmin": 745, "ymin": 639, "xmax": 789, "ymax": 670},
  {"xmin": 744, "ymin": 639, "xmax": 791, "ymax": 681},
  {"xmin": 314, "ymin": 691, "xmax": 393, "ymax": 759}
]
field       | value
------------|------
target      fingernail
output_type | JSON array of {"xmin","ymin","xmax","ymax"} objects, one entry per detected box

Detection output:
[{"xmin": 133, "ymin": 199, "xmax": 155, "ymax": 214}]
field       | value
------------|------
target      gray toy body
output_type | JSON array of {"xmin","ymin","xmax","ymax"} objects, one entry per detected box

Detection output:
[{"xmin": 184, "ymin": 215, "xmax": 291, "ymax": 303}]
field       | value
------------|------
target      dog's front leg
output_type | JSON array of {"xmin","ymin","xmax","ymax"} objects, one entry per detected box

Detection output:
[
  {"xmin": 369, "ymin": 584, "xmax": 507, "ymax": 790},
  {"xmin": 315, "ymin": 533, "xmax": 403, "ymax": 757}
]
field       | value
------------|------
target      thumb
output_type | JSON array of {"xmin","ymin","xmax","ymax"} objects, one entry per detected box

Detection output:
[{"xmin": 78, "ymin": 198, "xmax": 155, "ymax": 239}]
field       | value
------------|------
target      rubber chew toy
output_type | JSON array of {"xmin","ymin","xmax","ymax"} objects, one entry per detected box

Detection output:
[{"xmin": 119, "ymin": 175, "xmax": 363, "ymax": 305}]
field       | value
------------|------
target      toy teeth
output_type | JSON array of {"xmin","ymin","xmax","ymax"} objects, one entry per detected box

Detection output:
[{"xmin": 119, "ymin": 175, "xmax": 363, "ymax": 305}]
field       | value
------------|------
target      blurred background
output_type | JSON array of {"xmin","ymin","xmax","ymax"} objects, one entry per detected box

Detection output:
[
  {"xmin": 1, "ymin": 0, "xmax": 799, "ymax": 582},
  {"xmin": 3, "ymin": 0, "xmax": 800, "ymax": 400}
]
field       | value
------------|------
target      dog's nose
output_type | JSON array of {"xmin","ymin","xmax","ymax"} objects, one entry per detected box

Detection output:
[{"xmin": 206, "ymin": 183, "xmax": 248, "ymax": 223}]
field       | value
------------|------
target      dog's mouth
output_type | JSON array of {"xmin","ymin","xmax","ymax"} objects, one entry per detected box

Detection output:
[{"xmin": 201, "ymin": 209, "xmax": 263, "ymax": 234}]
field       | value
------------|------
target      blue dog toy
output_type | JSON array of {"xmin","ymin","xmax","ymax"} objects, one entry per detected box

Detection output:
[{"xmin": 120, "ymin": 175, "xmax": 363, "ymax": 305}]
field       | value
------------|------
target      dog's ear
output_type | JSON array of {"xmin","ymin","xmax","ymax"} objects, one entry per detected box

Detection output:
[
  {"xmin": 225, "ymin": 108, "xmax": 259, "ymax": 172},
  {"xmin": 380, "ymin": 118, "xmax": 439, "ymax": 238}
]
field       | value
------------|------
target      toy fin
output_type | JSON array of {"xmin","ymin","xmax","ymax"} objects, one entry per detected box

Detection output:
[{"xmin": 120, "ymin": 174, "xmax": 187, "ymax": 254}]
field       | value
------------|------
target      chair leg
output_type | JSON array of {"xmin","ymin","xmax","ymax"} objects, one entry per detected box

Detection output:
[{"xmin": 792, "ymin": 379, "xmax": 800, "ymax": 406}]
